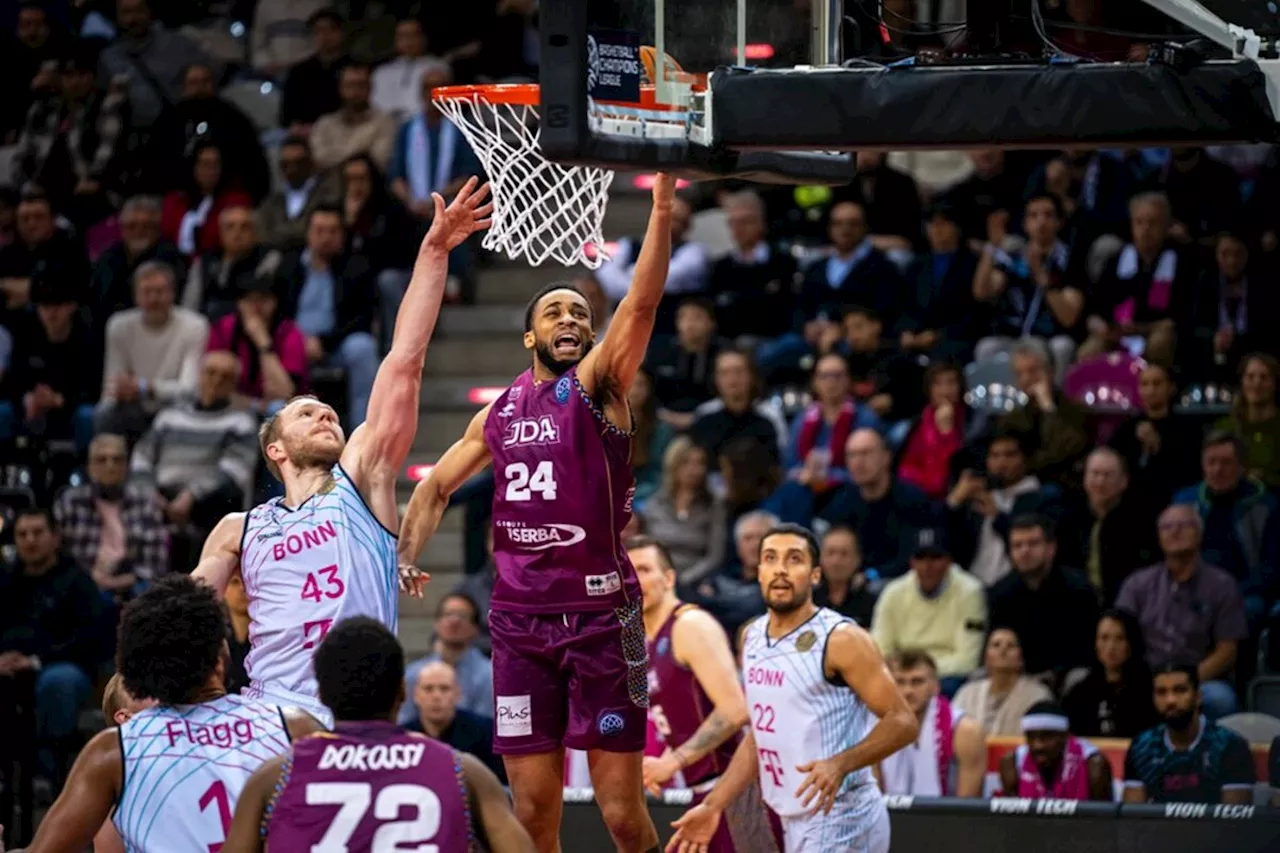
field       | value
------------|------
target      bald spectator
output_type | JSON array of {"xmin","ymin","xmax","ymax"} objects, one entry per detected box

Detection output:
[
  {"xmin": 705, "ymin": 190, "xmax": 799, "ymax": 341},
  {"xmin": 872, "ymin": 527, "xmax": 987, "ymax": 694},
  {"xmin": 96, "ymin": 260, "xmax": 209, "ymax": 439},
  {"xmin": 310, "ymin": 63, "xmax": 398, "ymax": 173},
  {"xmin": 814, "ymin": 525, "xmax": 877, "ymax": 627},
  {"xmin": 404, "ymin": 660, "xmax": 505, "ymax": 780},
  {"xmin": 1173, "ymin": 430, "xmax": 1280, "ymax": 625},
  {"xmin": 816, "ymin": 428, "xmax": 938, "ymax": 582},
  {"xmin": 399, "ymin": 593, "xmax": 493, "ymax": 726},
  {"xmin": 54, "ymin": 434, "xmax": 168, "ymax": 603},
  {"xmin": 999, "ymin": 338, "xmax": 1090, "ymax": 486},
  {"xmin": 1066, "ymin": 447, "xmax": 1158, "ymax": 605},
  {"xmin": 1116, "ymin": 504, "xmax": 1249, "ymax": 719},
  {"xmin": 98, "ymin": 0, "xmax": 218, "ymax": 132},
  {"xmin": 130, "ymin": 351, "xmax": 258, "ymax": 572}
]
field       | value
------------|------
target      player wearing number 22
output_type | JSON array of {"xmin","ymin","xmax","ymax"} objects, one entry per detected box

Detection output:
[
  {"xmin": 222, "ymin": 618, "xmax": 535, "ymax": 853},
  {"xmin": 190, "ymin": 179, "xmax": 493, "ymax": 728},
  {"xmin": 23, "ymin": 577, "xmax": 326, "ymax": 853},
  {"xmin": 667, "ymin": 525, "xmax": 919, "ymax": 853},
  {"xmin": 399, "ymin": 175, "xmax": 681, "ymax": 852}
]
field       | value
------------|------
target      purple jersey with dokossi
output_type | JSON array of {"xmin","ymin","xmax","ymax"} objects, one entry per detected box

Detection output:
[
  {"xmin": 647, "ymin": 604, "xmax": 739, "ymax": 786},
  {"xmin": 484, "ymin": 366, "xmax": 639, "ymax": 613},
  {"xmin": 263, "ymin": 721, "xmax": 472, "ymax": 851}
]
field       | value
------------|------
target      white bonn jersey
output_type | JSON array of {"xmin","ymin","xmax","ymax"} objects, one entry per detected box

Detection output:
[
  {"xmin": 741, "ymin": 607, "xmax": 888, "ymax": 852},
  {"xmin": 239, "ymin": 463, "xmax": 398, "ymax": 723},
  {"xmin": 113, "ymin": 694, "xmax": 291, "ymax": 852}
]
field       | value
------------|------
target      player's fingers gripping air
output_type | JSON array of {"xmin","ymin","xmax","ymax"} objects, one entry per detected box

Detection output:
[{"xmin": 397, "ymin": 563, "xmax": 430, "ymax": 598}]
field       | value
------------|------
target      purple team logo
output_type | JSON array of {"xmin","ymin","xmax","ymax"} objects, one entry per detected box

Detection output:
[
  {"xmin": 555, "ymin": 375, "xmax": 572, "ymax": 404},
  {"xmin": 598, "ymin": 711, "xmax": 626, "ymax": 736}
]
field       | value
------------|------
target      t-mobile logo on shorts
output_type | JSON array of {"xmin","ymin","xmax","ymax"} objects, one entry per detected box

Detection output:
[
  {"xmin": 585, "ymin": 572, "xmax": 621, "ymax": 596},
  {"xmin": 495, "ymin": 695, "xmax": 533, "ymax": 737}
]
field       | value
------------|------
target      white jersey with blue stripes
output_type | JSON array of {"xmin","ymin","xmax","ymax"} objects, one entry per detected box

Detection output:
[
  {"xmin": 741, "ymin": 607, "xmax": 880, "ymax": 821},
  {"xmin": 239, "ymin": 463, "xmax": 398, "ymax": 721},
  {"xmin": 113, "ymin": 694, "xmax": 291, "ymax": 852}
]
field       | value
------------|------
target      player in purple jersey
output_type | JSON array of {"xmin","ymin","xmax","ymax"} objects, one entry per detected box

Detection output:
[
  {"xmin": 224, "ymin": 617, "xmax": 534, "ymax": 853},
  {"xmin": 189, "ymin": 178, "xmax": 491, "ymax": 621},
  {"xmin": 23, "ymin": 578, "xmax": 323, "ymax": 853},
  {"xmin": 630, "ymin": 537, "xmax": 780, "ymax": 853},
  {"xmin": 399, "ymin": 174, "xmax": 679, "ymax": 852}
]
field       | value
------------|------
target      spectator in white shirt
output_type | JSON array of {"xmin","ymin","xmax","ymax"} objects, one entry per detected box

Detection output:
[
  {"xmin": 95, "ymin": 260, "xmax": 209, "ymax": 439},
  {"xmin": 371, "ymin": 17, "xmax": 448, "ymax": 121}
]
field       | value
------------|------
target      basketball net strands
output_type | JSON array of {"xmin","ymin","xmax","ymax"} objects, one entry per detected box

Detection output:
[{"xmin": 434, "ymin": 0, "xmax": 1280, "ymax": 270}]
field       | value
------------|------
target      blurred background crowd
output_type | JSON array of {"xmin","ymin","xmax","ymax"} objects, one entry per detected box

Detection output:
[{"xmin": 1, "ymin": 0, "xmax": 1280, "ymax": 842}]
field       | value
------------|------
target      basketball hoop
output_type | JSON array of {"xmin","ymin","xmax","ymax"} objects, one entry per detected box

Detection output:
[{"xmin": 433, "ymin": 77, "xmax": 704, "ymax": 269}]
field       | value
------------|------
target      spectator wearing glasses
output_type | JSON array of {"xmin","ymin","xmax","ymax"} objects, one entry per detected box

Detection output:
[
  {"xmin": 399, "ymin": 593, "xmax": 494, "ymax": 726},
  {"xmin": 1115, "ymin": 504, "xmax": 1249, "ymax": 719},
  {"xmin": 53, "ymin": 433, "xmax": 168, "ymax": 605}
]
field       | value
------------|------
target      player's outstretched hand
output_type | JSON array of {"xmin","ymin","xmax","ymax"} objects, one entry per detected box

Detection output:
[
  {"xmin": 666, "ymin": 803, "xmax": 720, "ymax": 853},
  {"xmin": 795, "ymin": 756, "xmax": 844, "ymax": 815},
  {"xmin": 422, "ymin": 176, "xmax": 494, "ymax": 254},
  {"xmin": 397, "ymin": 562, "xmax": 430, "ymax": 598}
]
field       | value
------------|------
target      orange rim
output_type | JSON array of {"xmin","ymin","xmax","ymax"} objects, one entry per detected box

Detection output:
[{"xmin": 433, "ymin": 78, "xmax": 708, "ymax": 113}]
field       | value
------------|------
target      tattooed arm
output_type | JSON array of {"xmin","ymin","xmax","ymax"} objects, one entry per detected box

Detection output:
[{"xmin": 644, "ymin": 607, "xmax": 749, "ymax": 794}]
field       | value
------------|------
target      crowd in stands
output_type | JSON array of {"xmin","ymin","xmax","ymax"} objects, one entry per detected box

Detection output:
[{"xmin": 1, "ymin": 0, "xmax": 1280, "ymax": 842}]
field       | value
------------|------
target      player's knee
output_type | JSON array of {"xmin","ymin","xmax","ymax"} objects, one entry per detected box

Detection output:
[
  {"xmin": 598, "ymin": 798, "xmax": 652, "ymax": 846},
  {"xmin": 513, "ymin": 797, "xmax": 560, "ymax": 840}
]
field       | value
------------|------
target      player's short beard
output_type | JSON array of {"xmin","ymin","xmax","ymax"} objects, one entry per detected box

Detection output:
[
  {"xmin": 766, "ymin": 584, "xmax": 808, "ymax": 615},
  {"xmin": 288, "ymin": 436, "xmax": 343, "ymax": 472},
  {"xmin": 1162, "ymin": 705, "xmax": 1196, "ymax": 732},
  {"xmin": 535, "ymin": 338, "xmax": 593, "ymax": 377}
]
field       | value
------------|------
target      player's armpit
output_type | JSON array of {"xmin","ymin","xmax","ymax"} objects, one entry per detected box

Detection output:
[
  {"xmin": 25, "ymin": 730, "xmax": 121, "ymax": 853},
  {"xmin": 460, "ymin": 753, "xmax": 536, "ymax": 853},
  {"xmin": 221, "ymin": 756, "xmax": 284, "ymax": 853},
  {"xmin": 398, "ymin": 405, "xmax": 493, "ymax": 566},
  {"xmin": 823, "ymin": 624, "xmax": 919, "ymax": 772},
  {"xmin": 283, "ymin": 708, "xmax": 327, "ymax": 740},
  {"xmin": 577, "ymin": 174, "xmax": 675, "ymax": 402},
  {"xmin": 953, "ymin": 716, "xmax": 987, "ymax": 798},
  {"xmin": 190, "ymin": 512, "xmax": 246, "ymax": 598}
]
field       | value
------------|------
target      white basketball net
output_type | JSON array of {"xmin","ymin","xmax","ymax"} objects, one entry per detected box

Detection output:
[{"xmin": 435, "ymin": 92, "xmax": 616, "ymax": 269}]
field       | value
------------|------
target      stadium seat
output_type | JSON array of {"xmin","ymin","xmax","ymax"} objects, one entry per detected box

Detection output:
[
  {"xmin": 221, "ymin": 80, "xmax": 283, "ymax": 133},
  {"xmin": 1217, "ymin": 711, "xmax": 1280, "ymax": 744},
  {"xmin": 964, "ymin": 353, "xmax": 1025, "ymax": 415},
  {"xmin": 1247, "ymin": 677, "xmax": 1280, "ymax": 717}
]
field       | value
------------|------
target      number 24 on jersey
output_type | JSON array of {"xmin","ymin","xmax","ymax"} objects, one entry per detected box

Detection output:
[{"xmin": 504, "ymin": 461, "xmax": 557, "ymax": 501}]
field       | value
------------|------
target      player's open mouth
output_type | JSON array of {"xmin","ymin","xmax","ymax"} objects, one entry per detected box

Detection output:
[
  {"xmin": 553, "ymin": 332, "xmax": 580, "ymax": 354},
  {"xmin": 769, "ymin": 583, "xmax": 792, "ymax": 592}
]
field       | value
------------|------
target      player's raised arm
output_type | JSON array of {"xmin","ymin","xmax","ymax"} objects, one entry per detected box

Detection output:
[
  {"xmin": 190, "ymin": 511, "xmax": 246, "ymax": 598},
  {"xmin": 652, "ymin": 610, "xmax": 748, "ymax": 793},
  {"xmin": 578, "ymin": 173, "xmax": 676, "ymax": 400},
  {"xmin": 794, "ymin": 623, "xmax": 918, "ymax": 815},
  {"xmin": 222, "ymin": 756, "xmax": 285, "ymax": 853},
  {"xmin": 25, "ymin": 730, "xmax": 121, "ymax": 853},
  {"xmin": 460, "ymin": 753, "xmax": 536, "ymax": 853},
  {"xmin": 398, "ymin": 404, "xmax": 494, "ymax": 570},
  {"xmin": 344, "ymin": 178, "xmax": 492, "ymax": 487}
]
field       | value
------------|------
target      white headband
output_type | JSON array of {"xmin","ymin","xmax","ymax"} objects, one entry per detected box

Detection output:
[{"xmin": 1021, "ymin": 713, "xmax": 1069, "ymax": 733}]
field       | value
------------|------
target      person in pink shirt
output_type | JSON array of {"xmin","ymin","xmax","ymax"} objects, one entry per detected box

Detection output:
[{"xmin": 206, "ymin": 276, "xmax": 307, "ymax": 413}]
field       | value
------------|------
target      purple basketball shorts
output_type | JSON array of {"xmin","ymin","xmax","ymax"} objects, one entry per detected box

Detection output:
[{"xmin": 489, "ymin": 600, "xmax": 648, "ymax": 755}]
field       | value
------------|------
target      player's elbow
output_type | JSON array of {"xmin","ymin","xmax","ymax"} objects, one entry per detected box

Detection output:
[
  {"xmin": 886, "ymin": 705, "xmax": 919, "ymax": 751},
  {"xmin": 720, "ymin": 696, "xmax": 749, "ymax": 731}
]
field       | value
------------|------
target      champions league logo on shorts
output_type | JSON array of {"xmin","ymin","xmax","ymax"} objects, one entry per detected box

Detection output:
[
  {"xmin": 554, "ymin": 375, "xmax": 572, "ymax": 404},
  {"xmin": 597, "ymin": 710, "xmax": 625, "ymax": 737}
]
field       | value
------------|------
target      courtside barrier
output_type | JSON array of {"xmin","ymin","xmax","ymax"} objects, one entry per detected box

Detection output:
[{"xmin": 557, "ymin": 790, "xmax": 1280, "ymax": 852}]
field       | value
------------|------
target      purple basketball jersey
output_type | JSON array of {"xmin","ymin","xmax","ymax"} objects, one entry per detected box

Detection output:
[
  {"xmin": 263, "ymin": 721, "xmax": 472, "ymax": 852},
  {"xmin": 646, "ymin": 604, "xmax": 739, "ymax": 786},
  {"xmin": 484, "ymin": 366, "xmax": 640, "ymax": 613}
]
